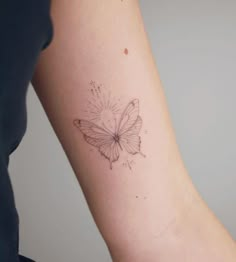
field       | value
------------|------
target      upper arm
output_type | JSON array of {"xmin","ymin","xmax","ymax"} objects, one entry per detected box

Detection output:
[{"xmin": 32, "ymin": 0, "xmax": 188, "ymax": 258}]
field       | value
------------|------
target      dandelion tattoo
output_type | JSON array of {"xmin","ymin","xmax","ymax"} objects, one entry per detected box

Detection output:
[{"xmin": 73, "ymin": 82, "xmax": 145, "ymax": 170}]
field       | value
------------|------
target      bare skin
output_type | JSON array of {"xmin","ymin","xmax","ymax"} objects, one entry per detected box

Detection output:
[{"xmin": 32, "ymin": 0, "xmax": 236, "ymax": 261}]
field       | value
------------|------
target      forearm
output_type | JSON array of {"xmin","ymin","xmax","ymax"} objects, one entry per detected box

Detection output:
[{"xmin": 32, "ymin": 0, "xmax": 236, "ymax": 261}]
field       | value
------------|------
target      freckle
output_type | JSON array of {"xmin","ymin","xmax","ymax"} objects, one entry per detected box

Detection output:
[
  {"xmin": 124, "ymin": 48, "xmax": 129, "ymax": 55},
  {"xmin": 136, "ymin": 196, "xmax": 139, "ymax": 198}
]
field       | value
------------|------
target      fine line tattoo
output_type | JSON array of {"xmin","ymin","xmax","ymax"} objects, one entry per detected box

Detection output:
[{"xmin": 73, "ymin": 82, "xmax": 145, "ymax": 170}]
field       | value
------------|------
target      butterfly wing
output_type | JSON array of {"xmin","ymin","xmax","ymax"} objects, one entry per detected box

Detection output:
[
  {"xmin": 97, "ymin": 140, "xmax": 120, "ymax": 169},
  {"xmin": 117, "ymin": 99, "xmax": 143, "ymax": 155},
  {"xmin": 119, "ymin": 116, "xmax": 142, "ymax": 155},
  {"xmin": 74, "ymin": 119, "xmax": 120, "ymax": 168},
  {"xmin": 117, "ymin": 99, "xmax": 139, "ymax": 135}
]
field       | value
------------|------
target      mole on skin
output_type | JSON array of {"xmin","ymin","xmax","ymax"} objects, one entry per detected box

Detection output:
[{"xmin": 124, "ymin": 48, "xmax": 129, "ymax": 55}]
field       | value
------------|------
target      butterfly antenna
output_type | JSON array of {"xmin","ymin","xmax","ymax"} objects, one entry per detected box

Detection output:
[
  {"xmin": 114, "ymin": 117, "xmax": 117, "ymax": 133},
  {"xmin": 102, "ymin": 123, "xmax": 114, "ymax": 136}
]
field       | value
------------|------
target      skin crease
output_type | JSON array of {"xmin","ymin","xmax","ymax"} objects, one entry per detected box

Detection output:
[{"xmin": 32, "ymin": 0, "xmax": 236, "ymax": 261}]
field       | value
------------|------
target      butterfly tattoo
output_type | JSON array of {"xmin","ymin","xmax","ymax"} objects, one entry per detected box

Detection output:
[{"xmin": 73, "ymin": 99, "xmax": 145, "ymax": 170}]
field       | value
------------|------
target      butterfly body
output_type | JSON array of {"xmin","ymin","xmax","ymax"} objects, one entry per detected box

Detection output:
[
  {"xmin": 112, "ymin": 133, "xmax": 122, "ymax": 148},
  {"xmin": 74, "ymin": 99, "xmax": 144, "ymax": 169}
]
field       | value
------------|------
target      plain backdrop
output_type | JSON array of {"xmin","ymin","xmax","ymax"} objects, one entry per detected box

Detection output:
[{"xmin": 9, "ymin": 0, "xmax": 236, "ymax": 261}]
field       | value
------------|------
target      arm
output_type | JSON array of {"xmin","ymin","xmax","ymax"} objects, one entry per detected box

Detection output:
[{"xmin": 32, "ymin": 0, "xmax": 236, "ymax": 261}]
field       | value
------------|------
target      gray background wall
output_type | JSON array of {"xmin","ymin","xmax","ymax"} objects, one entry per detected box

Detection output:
[{"xmin": 9, "ymin": 0, "xmax": 236, "ymax": 261}]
